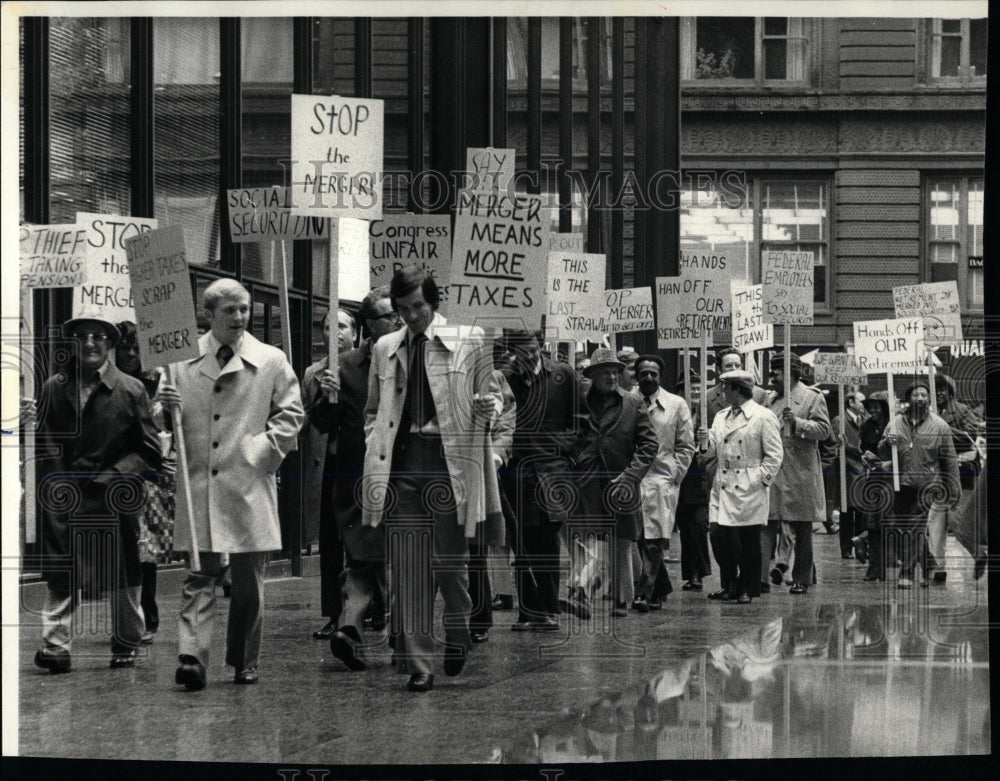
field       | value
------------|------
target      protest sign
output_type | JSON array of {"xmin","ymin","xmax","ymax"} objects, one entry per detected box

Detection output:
[
  {"xmin": 226, "ymin": 187, "xmax": 328, "ymax": 243},
  {"xmin": 603, "ymin": 287, "xmax": 654, "ymax": 334},
  {"xmin": 124, "ymin": 225, "xmax": 200, "ymax": 365},
  {"xmin": 731, "ymin": 281, "xmax": 774, "ymax": 354},
  {"xmin": 447, "ymin": 189, "xmax": 549, "ymax": 329},
  {"xmin": 761, "ymin": 250, "xmax": 814, "ymax": 325},
  {"xmin": 812, "ymin": 353, "xmax": 867, "ymax": 386},
  {"xmin": 892, "ymin": 281, "xmax": 963, "ymax": 347},
  {"xmin": 369, "ymin": 214, "xmax": 452, "ymax": 305},
  {"xmin": 547, "ymin": 252, "xmax": 606, "ymax": 340},
  {"xmin": 655, "ymin": 273, "xmax": 731, "ymax": 349},
  {"xmin": 20, "ymin": 224, "xmax": 89, "ymax": 289},
  {"xmin": 466, "ymin": 147, "xmax": 515, "ymax": 194},
  {"xmin": 853, "ymin": 317, "xmax": 925, "ymax": 375},
  {"xmin": 550, "ymin": 232, "xmax": 584, "ymax": 253},
  {"xmin": 333, "ymin": 217, "xmax": 372, "ymax": 304},
  {"xmin": 72, "ymin": 213, "xmax": 159, "ymax": 322},
  {"xmin": 290, "ymin": 94, "xmax": 384, "ymax": 219}
]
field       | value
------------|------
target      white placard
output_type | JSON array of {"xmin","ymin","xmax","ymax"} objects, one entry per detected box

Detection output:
[
  {"xmin": 19, "ymin": 224, "xmax": 89, "ymax": 289},
  {"xmin": 892, "ymin": 281, "xmax": 963, "ymax": 348},
  {"xmin": 335, "ymin": 218, "xmax": 373, "ymax": 303},
  {"xmin": 731, "ymin": 281, "xmax": 774, "ymax": 354},
  {"xmin": 226, "ymin": 187, "xmax": 328, "ymax": 243},
  {"xmin": 812, "ymin": 353, "xmax": 868, "ymax": 386},
  {"xmin": 761, "ymin": 250, "xmax": 814, "ymax": 325},
  {"xmin": 73, "ymin": 213, "xmax": 159, "ymax": 323},
  {"xmin": 603, "ymin": 287, "xmax": 655, "ymax": 334},
  {"xmin": 549, "ymin": 232, "xmax": 584, "ymax": 253},
  {"xmin": 124, "ymin": 225, "xmax": 201, "ymax": 365},
  {"xmin": 655, "ymin": 273, "xmax": 731, "ymax": 349},
  {"xmin": 546, "ymin": 252, "xmax": 606, "ymax": 340},
  {"xmin": 465, "ymin": 147, "xmax": 515, "ymax": 194},
  {"xmin": 852, "ymin": 317, "xmax": 926, "ymax": 375},
  {"xmin": 369, "ymin": 214, "xmax": 452, "ymax": 306},
  {"xmin": 290, "ymin": 94, "xmax": 384, "ymax": 219}
]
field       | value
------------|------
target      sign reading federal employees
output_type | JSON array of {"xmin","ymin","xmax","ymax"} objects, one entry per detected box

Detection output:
[
  {"xmin": 448, "ymin": 189, "xmax": 549, "ymax": 329},
  {"xmin": 20, "ymin": 223, "xmax": 89, "ymax": 289},
  {"xmin": 73, "ymin": 213, "xmax": 159, "ymax": 322},
  {"xmin": 290, "ymin": 94, "xmax": 384, "ymax": 219},
  {"xmin": 761, "ymin": 250, "xmax": 814, "ymax": 325},
  {"xmin": 124, "ymin": 225, "xmax": 201, "ymax": 364},
  {"xmin": 227, "ymin": 187, "xmax": 328, "ymax": 242}
]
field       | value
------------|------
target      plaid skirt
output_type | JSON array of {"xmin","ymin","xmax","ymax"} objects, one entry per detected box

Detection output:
[{"xmin": 139, "ymin": 462, "xmax": 177, "ymax": 564}]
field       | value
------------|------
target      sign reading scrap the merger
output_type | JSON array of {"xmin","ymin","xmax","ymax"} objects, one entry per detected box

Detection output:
[
  {"xmin": 603, "ymin": 287, "xmax": 655, "ymax": 334},
  {"xmin": 227, "ymin": 187, "xmax": 328, "ymax": 242},
  {"xmin": 290, "ymin": 94, "xmax": 384, "ymax": 220},
  {"xmin": 369, "ymin": 214, "xmax": 452, "ymax": 304},
  {"xmin": 546, "ymin": 252, "xmax": 606, "ymax": 340},
  {"xmin": 124, "ymin": 225, "xmax": 200, "ymax": 365},
  {"xmin": 447, "ymin": 188, "xmax": 549, "ymax": 329},
  {"xmin": 852, "ymin": 317, "xmax": 925, "ymax": 375},
  {"xmin": 761, "ymin": 250, "xmax": 814, "ymax": 325},
  {"xmin": 72, "ymin": 213, "xmax": 159, "ymax": 322},
  {"xmin": 892, "ymin": 281, "xmax": 963, "ymax": 348},
  {"xmin": 20, "ymin": 224, "xmax": 89, "ymax": 289},
  {"xmin": 730, "ymin": 281, "xmax": 773, "ymax": 354},
  {"xmin": 812, "ymin": 353, "xmax": 867, "ymax": 386}
]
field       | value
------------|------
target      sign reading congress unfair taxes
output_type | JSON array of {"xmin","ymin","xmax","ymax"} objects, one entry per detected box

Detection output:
[
  {"xmin": 603, "ymin": 287, "xmax": 655, "ymax": 334},
  {"xmin": 812, "ymin": 353, "xmax": 867, "ymax": 386},
  {"xmin": 546, "ymin": 252, "xmax": 606, "ymax": 340},
  {"xmin": 447, "ymin": 189, "xmax": 549, "ymax": 329},
  {"xmin": 892, "ymin": 281, "xmax": 963, "ymax": 348},
  {"xmin": 72, "ymin": 213, "xmax": 159, "ymax": 322},
  {"xmin": 124, "ymin": 225, "xmax": 200, "ymax": 364},
  {"xmin": 731, "ymin": 281, "xmax": 773, "ymax": 354},
  {"xmin": 290, "ymin": 94, "xmax": 384, "ymax": 220},
  {"xmin": 369, "ymin": 215, "xmax": 452, "ymax": 304},
  {"xmin": 761, "ymin": 250, "xmax": 814, "ymax": 325},
  {"xmin": 227, "ymin": 187, "xmax": 328, "ymax": 243},
  {"xmin": 20, "ymin": 224, "xmax": 89, "ymax": 289},
  {"xmin": 852, "ymin": 317, "xmax": 925, "ymax": 375}
]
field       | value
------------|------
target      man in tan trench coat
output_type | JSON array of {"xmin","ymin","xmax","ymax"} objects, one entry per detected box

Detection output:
[{"xmin": 159, "ymin": 279, "xmax": 304, "ymax": 690}]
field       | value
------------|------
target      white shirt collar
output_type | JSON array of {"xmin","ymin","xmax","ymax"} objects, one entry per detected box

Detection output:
[{"xmin": 206, "ymin": 331, "xmax": 244, "ymax": 358}]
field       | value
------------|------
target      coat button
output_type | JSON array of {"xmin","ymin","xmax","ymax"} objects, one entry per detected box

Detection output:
[
  {"xmin": 211, "ymin": 468, "xmax": 218, "ymax": 476},
  {"xmin": 214, "ymin": 386, "xmax": 222, "ymax": 393},
  {"xmin": 722, "ymin": 469, "xmax": 727, "ymax": 473},
  {"xmin": 214, "ymin": 414, "xmax": 220, "ymax": 421},
  {"xmin": 380, "ymin": 454, "xmax": 386, "ymax": 461},
  {"xmin": 389, "ymin": 421, "xmax": 394, "ymax": 428},
  {"xmin": 212, "ymin": 442, "xmax": 219, "ymax": 449}
]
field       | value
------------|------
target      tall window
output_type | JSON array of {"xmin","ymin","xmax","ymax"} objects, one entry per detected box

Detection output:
[
  {"xmin": 929, "ymin": 19, "xmax": 988, "ymax": 82},
  {"xmin": 680, "ymin": 17, "xmax": 810, "ymax": 84},
  {"xmin": 927, "ymin": 176, "xmax": 984, "ymax": 310},
  {"xmin": 507, "ymin": 18, "xmax": 612, "ymax": 85},
  {"xmin": 681, "ymin": 176, "xmax": 830, "ymax": 307}
]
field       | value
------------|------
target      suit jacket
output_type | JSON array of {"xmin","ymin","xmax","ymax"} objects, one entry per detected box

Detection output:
[
  {"xmin": 639, "ymin": 387, "xmax": 696, "ymax": 539},
  {"xmin": 35, "ymin": 360, "xmax": 162, "ymax": 585},
  {"xmin": 499, "ymin": 358, "xmax": 583, "ymax": 526},
  {"xmin": 170, "ymin": 332, "xmax": 304, "ymax": 552},
  {"xmin": 362, "ymin": 313, "xmax": 503, "ymax": 536},
  {"xmin": 764, "ymin": 382, "xmax": 831, "ymax": 524},
  {"xmin": 703, "ymin": 398, "xmax": 783, "ymax": 527}
]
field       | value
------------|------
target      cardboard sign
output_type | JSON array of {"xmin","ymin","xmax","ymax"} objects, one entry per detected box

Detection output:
[
  {"xmin": 20, "ymin": 224, "xmax": 89, "ymax": 289},
  {"xmin": 549, "ymin": 232, "xmax": 584, "ymax": 253},
  {"xmin": 124, "ymin": 225, "xmax": 201, "ymax": 365},
  {"xmin": 892, "ymin": 281, "xmax": 963, "ymax": 347},
  {"xmin": 852, "ymin": 317, "xmax": 925, "ymax": 375},
  {"xmin": 466, "ymin": 147, "xmax": 515, "ymax": 194},
  {"xmin": 226, "ymin": 187, "xmax": 328, "ymax": 243},
  {"xmin": 447, "ymin": 189, "xmax": 550, "ymax": 329},
  {"xmin": 603, "ymin": 287, "xmax": 654, "ymax": 334},
  {"xmin": 731, "ymin": 281, "xmax": 774, "ymax": 354},
  {"xmin": 334, "ymin": 217, "xmax": 372, "ymax": 303},
  {"xmin": 655, "ymin": 273, "xmax": 731, "ymax": 349},
  {"xmin": 369, "ymin": 214, "xmax": 452, "ymax": 305},
  {"xmin": 812, "ymin": 352, "xmax": 867, "ymax": 386},
  {"xmin": 290, "ymin": 94, "xmax": 384, "ymax": 219},
  {"xmin": 761, "ymin": 250, "xmax": 814, "ymax": 325},
  {"xmin": 72, "ymin": 213, "xmax": 159, "ymax": 323},
  {"xmin": 546, "ymin": 252, "xmax": 606, "ymax": 340}
]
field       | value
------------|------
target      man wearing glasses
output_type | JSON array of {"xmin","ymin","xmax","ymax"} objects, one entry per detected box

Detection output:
[{"xmin": 23, "ymin": 316, "xmax": 162, "ymax": 673}]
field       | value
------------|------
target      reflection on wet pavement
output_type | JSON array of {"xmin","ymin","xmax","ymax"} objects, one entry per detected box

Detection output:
[{"xmin": 498, "ymin": 604, "xmax": 990, "ymax": 761}]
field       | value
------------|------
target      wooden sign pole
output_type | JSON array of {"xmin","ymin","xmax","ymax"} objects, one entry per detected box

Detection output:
[
  {"xmin": 20, "ymin": 289, "xmax": 36, "ymax": 544},
  {"xmin": 682, "ymin": 347, "xmax": 691, "ymax": 405},
  {"xmin": 327, "ymin": 219, "xmax": 339, "ymax": 403},
  {"xmin": 276, "ymin": 241, "xmax": 293, "ymax": 364},
  {"xmin": 926, "ymin": 347, "xmax": 938, "ymax": 414},
  {"xmin": 699, "ymin": 330, "xmax": 709, "ymax": 431},
  {"xmin": 839, "ymin": 383, "xmax": 848, "ymax": 513},
  {"xmin": 885, "ymin": 372, "xmax": 901, "ymax": 492},
  {"xmin": 783, "ymin": 323, "xmax": 793, "ymax": 435},
  {"xmin": 168, "ymin": 363, "xmax": 200, "ymax": 572}
]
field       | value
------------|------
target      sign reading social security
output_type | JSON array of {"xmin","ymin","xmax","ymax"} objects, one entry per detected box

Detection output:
[{"xmin": 227, "ymin": 187, "xmax": 328, "ymax": 243}]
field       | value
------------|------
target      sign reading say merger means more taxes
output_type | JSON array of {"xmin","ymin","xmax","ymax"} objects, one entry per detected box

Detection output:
[
  {"xmin": 447, "ymin": 189, "xmax": 550, "ymax": 330},
  {"xmin": 124, "ymin": 225, "xmax": 200, "ymax": 365},
  {"xmin": 290, "ymin": 94, "xmax": 384, "ymax": 220}
]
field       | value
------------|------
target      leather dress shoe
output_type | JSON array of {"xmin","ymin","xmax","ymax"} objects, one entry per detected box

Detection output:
[
  {"xmin": 708, "ymin": 590, "xmax": 733, "ymax": 601},
  {"xmin": 682, "ymin": 578, "xmax": 703, "ymax": 591},
  {"xmin": 313, "ymin": 620, "xmax": 336, "ymax": 640},
  {"xmin": 863, "ymin": 574, "xmax": 883, "ymax": 582},
  {"xmin": 110, "ymin": 650, "xmax": 137, "ymax": 668},
  {"xmin": 789, "ymin": 582, "xmax": 808, "ymax": 595},
  {"xmin": 511, "ymin": 617, "xmax": 533, "ymax": 632},
  {"xmin": 140, "ymin": 630, "xmax": 155, "ymax": 645},
  {"xmin": 533, "ymin": 615, "xmax": 560, "ymax": 631},
  {"xmin": 443, "ymin": 645, "xmax": 466, "ymax": 677},
  {"xmin": 330, "ymin": 627, "xmax": 367, "ymax": 671},
  {"xmin": 932, "ymin": 571, "xmax": 947, "ymax": 584},
  {"xmin": 471, "ymin": 629, "xmax": 490, "ymax": 643},
  {"xmin": 234, "ymin": 667, "xmax": 259, "ymax": 684},
  {"xmin": 175, "ymin": 656, "xmax": 207, "ymax": 690},
  {"xmin": 34, "ymin": 646, "xmax": 71, "ymax": 674},
  {"xmin": 759, "ymin": 582, "xmax": 771, "ymax": 594},
  {"xmin": 631, "ymin": 595, "xmax": 651, "ymax": 613},
  {"xmin": 407, "ymin": 673, "xmax": 434, "ymax": 692},
  {"xmin": 736, "ymin": 593, "xmax": 752, "ymax": 604}
]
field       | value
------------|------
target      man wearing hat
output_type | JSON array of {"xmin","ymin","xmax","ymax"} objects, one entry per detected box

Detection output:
[
  {"xmin": 22, "ymin": 316, "xmax": 162, "ymax": 673},
  {"xmin": 880, "ymin": 380, "xmax": 959, "ymax": 588},
  {"xmin": 696, "ymin": 370, "xmax": 783, "ymax": 603},
  {"xmin": 705, "ymin": 347, "xmax": 766, "ymax": 425},
  {"xmin": 762, "ymin": 352, "xmax": 831, "ymax": 595},
  {"xmin": 562, "ymin": 347, "xmax": 658, "ymax": 618}
]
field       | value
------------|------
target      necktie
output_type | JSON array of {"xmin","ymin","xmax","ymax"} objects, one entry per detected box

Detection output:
[
  {"xmin": 217, "ymin": 344, "xmax": 234, "ymax": 369},
  {"xmin": 728, "ymin": 405, "xmax": 741, "ymax": 419},
  {"xmin": 644, "ymin": 395, "xmax": 654, "ymax": 408},
  {"xmin": 406, "ymin": 333, "xmax": 435, "ymax": 428}
]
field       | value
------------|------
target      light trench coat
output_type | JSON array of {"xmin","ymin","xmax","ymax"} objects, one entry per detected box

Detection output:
[
  {"xmin": 639, "ymin": 387, "xmax": 696, "ymax": 540},
  {"xmin": 362, "ymin": 313, "xmax": 504, "ymax": 537},
  {"xmin": 171, "ymin": 332, "xmax": 304, "ymax": 552},
  {"xmin": 704, "ymin": 398, "xmax": 784, "ymax": 527}
]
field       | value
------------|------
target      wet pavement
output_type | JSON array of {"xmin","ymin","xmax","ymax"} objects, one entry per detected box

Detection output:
[{"xmin": 14, "ymin": 530, "xmax": 990, "ymax": 764}]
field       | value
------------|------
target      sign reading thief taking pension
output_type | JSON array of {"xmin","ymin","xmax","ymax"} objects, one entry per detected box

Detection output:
[
  {"xmin": 447, "ymin": 189, "xmax": 550, "ymax": 329},
  {"xmin": 290, "ymin": 94, "xmax": 384, "ymax": 220},
  {"xmin": 20, "ymin": 224, "xmax": 89, "ymax": 289}
]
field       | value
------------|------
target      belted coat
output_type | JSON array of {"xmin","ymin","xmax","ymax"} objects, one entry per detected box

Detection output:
[{"xmin": 639, "ymin": 387, "xmax": 696, "ymax": 540}]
